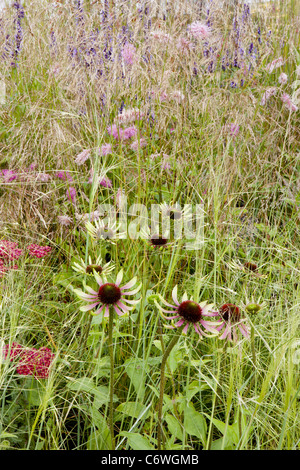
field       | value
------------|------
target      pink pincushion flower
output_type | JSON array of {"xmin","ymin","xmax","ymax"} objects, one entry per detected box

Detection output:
[
  {"xmin": 155, "ymin": 286, "xmax": 221, "ymax": 338},
  {"xmin": 260, "ymin": 87, "xmax": 277, "ymax": 105},
  {"xmin": 189, "ymin": 21, "xmax": 211, "ymax": 39},
  {"xmin": 75, "ymin": 149, "xmax": 90, "ymax": 166},
  {"xmin": 116, "ymin": 108, "xmax": 144, "ymax": 125},
  {"xmin": 122, "ymin": 43, "xmax": 137, "ymax": 65},
  {"xmin": 278, "ymin": 72, "xmax": 288, "ymax": 84},
  {"xmin": 265, "ymin": 56, "xmax": 284, "ymax": 73},
  {"xmin": 177, "ymin": 36, "xmax": 194, "ymax": 54},
  {"xmin": 58, "ymin": 215, "xmax": 72, "ymax": 226},
  {"xmin": 27, "ymin": 244, "xmax": 52, "ymax": 258},
  {"xmin": 121, "ymin": 126, "xmax": 138, "ymax": 140},
  {"xmin": 1, "ymin": 169, "xmax": 18, "ymax": 182},
  {"xmin": 75, "ymin": 269, "xmax": 141, "ymax": 317},
  {"xmin": 3, "ymin": 342, "xmax": 55, "ymax": 378},
  {"xmin": 66, "ymin": 186, "xmax": 76, "ymax": 203},
  {"xmin": 281, "ymin": 93, "xmax": 298, "ymax": 112},
  {"xmin": 55, "ymin": 170, "xmax": 74, "ymax": 183},
  {"xmin": 215, "ymin": 304, "xmax": 249, "ymax": 342},
  {"xmin": 150, "ymin": 31, "xmax": 171, "ymax": 42},
  {"xmin": 107, "ymin": 124, "xmax": 120, "ymax": 139},
  {"xmin": 99, "ymin": 176, "xmax": 113, "ymax": 188},
  {"xmin": 36, "ymin": 172, "xmax": 51, "ymax": 182},
  {"xmin": 229, "ymin": 123, "xmax": 240, "ymax": 138},
  {"xmin": 101, "ymin": 143, "xmax": 113, "ymax": 156},
  {"xmin": 130, "ymin": 137, "xmax": 147, "ymax": 151}
]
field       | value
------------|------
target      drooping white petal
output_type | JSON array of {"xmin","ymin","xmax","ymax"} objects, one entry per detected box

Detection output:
[
  {"xmin": 120, "ymin": 277, "xmax": 137, "ymax": 290},
  {"xmin": 172, "ymin": 285, "xmax": 179, "ymax": 305},
  {"xmin": 115, "ymin": 269, "xmax": 124, "ymax": 286},
  {"xmin": 80, "ymin": 302, "xmax": 99, "ymax": 312}
]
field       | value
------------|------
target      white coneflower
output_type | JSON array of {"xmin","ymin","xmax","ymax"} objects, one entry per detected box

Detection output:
[
  {"xmin": 75, "ymin": 269, "xmax": 141, "ymax": 317},
  {"xmin": 155, "ymin": 286, "xmax": 221, "ymax": 338},
  {"xmin": 72, "ymin": 254, "xmax": 114, "ymax": 276},
  {"xmin": 85, "ymin": 218, "xmax": 124, "ymax": 241}
]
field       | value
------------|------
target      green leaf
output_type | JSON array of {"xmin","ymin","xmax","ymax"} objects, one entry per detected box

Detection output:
[
  {"xmin": 165, "ymin": 414, "xmax": 184, "ymax": 441},
  {"xmin": 182, "ymin": 402, "xmax": 207, "ymax": 445},
  {"xmin": 116, "ymin": 401, "xmax": 150, "ymax": 420},
  {"xmin": 119, "ymin": 432, "xmax": 154, "ymax": 450},
  {"xmin": 124, "ymin": 358, "xmax": 148, "ymax": 400}
]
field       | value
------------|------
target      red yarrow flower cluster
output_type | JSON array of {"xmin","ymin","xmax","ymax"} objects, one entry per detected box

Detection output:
[
  {"xmin": 27, "ymin": 244, "xmax": 52, "ymax": 258},
  {"xmin": 0, "ymin": 240, "xmax": 23, "ymax": 277},
  {"xmin": 3, "ymin": 342, "xmax": 55, "ymax": 378}
]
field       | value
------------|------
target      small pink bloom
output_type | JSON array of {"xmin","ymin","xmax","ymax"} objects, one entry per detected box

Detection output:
[
  {"xmin": 36, "ymin": 172, "xmax": 51, "ymax": 182},
  {"xmin": 281, "ymin": 93, "xmax": 298, "ymax": 111},
  {"xmin": 261, "ymin": 87, "xmax": 277, "ymax": 105},
  {"xmin": 75, "ymin": 149, "xmax": 90, "ymax": 166},
  {"xmin": 130, "ymin": 137, "xmax": 147, "ymax": 151},
  {"xmin": 101, "ymin": 143, "xmax": 113, "ymax": 155},
  {"xmin": 278, "ymin": 72, "xmax": 288, "ymax": 84},
  {"xmin": 99, "ymin": 176, "xmax": 112, "ymax": 188},
  {"xmin": 116, "ymin": 108, "xmax": 144, "ymax": 125},
  {"xmin": 177, "ymin": 36, "xmax": 194, "ymax": 54},
  {"xmin": 58, "ymin": 215, "xmax": 72, "ymax": 226},
  {"xmin": 66, "ymin": 186, "xmax": 76, "ymax": 203},
  {"xmin": 1, "ymin": 169, "xmax": 18, "ymax": 182},
  {"xmin": 107, "ymin": 124, "xmax": 120, "ymax": 139},
  {"xmin": 55, "ymin": 170, "xmax": 73, "ymax": 183},
  {"xmin": 189, "ymin": 21, "xmax": 211, "ymax": 39},
  {"xmin": 122, "ymin": 43, "xmax": 137, "ymax": 65},
  {"xmin": 121, "ymin": 126, "xmax": 138, "ymax": 140},
  {"xmin": 265, "ymin": 56, "xmax": 284, "ymax": 73},
  {"xmin": 150, "ymin": 31, "xmax": 171, "ymax": 42}
]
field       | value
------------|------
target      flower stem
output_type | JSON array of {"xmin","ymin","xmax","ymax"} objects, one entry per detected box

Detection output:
[
  {"xmin": 157, "ymin": 325, "xmax": 184, "ymax": 450},
  {"xmin": 108, "ymin": 308, "xmax": 115, "ymax": 450}
]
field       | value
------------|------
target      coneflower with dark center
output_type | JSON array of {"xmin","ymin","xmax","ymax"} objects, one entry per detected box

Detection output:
[{"xmin": 215, "ymin": 303, "xmax": 249, "ymax": 342}]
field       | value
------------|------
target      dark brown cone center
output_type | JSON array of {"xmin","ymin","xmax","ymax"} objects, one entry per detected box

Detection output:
[
  {"xmin": 178, "ymin": 300, "xmax": 202, "ymax": 323},
  {"xmin": 220, "ymin": 304, "xmax": 240, "ymax": 322},
  {"xmin": 98, "ymin": 283, "xmax": 121, "ymax": 304}
]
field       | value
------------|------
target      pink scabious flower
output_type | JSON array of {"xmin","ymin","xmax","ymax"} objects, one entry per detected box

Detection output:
[
  {"xmin": 130, "ymin": 137, "xmax": 147, "ymax": 151},
  {"xmin": 58, "ymin": 215, "xmax": 72, "ymax": 226},
  {"xmin": 122, "ymin": 43, "xmax": 137, "ymax": 65},
  {"xmin": 66, "ymin": 186, "xmax": 76, "ymax": 203},
  {"xmin": 278, "ymin": 72, "xmax": 288, "ymax": 84},
  {"xmin": 55, "ymin": 170, "xmax": 74, "ymax": 183},
  {"xmin": 150, "ymin": 30, "xmax": 171, "ymax": 42},
  {"xmin": 215, "ymin": 304, "xmax": 249, "ymax": 342},
  {"xmin": 121, "ymin": 126, "xmax": 138, "ymax": 140},
  {"xmin": 260, "ymin": 87, "xmax": 277, "ymax": 105},
  {"xmin": 75, "ymin": 149, "xmax": 90, "ymax": 166},
  {"xmin": 0, "ymin": 240, "xmax": 23, "ymax": 261},
  {"xmin": 100, "ymin": 143, "xmax": 113, "ymax": 156},
  {"xmin": 265, "ymin": 56, "xmax": 284, "ymax": 73},
  {"xmin": 3, "ymin": 342, "xmax": 55, "ymax": 378},
  {"xmin": 1, "ymin": 169, "xmax": 18, "ymax": 182},
  {"xmin": 171, "ymin": 90, "xmax": 185, "ymax": 103},
  {"xmin": 229, "ymin": 123, "xmax": 240, "ymax": 138},
  {"xmin": 177, "ymin": 36, "xmax": 194, "ymax": 54},
  {"xmin": 35, "ymin": 172, "xmax": 51, "ymax": 182},
  {"xmin": 74, "ymin": 269, "xmax": 141, "ymax": 317},
  {"xmin": 99, "ymin": 176, "xmax": 113, "ymax": 188},
  {"xmin": 116, "ymin": 108, "xmax": 144, "ymax": 125},
  {"xmin": 107, "ymin": 124, "xmax": 120, "ymax": 140},
  {"xmin": 27, "ymin": 244, "xmax": 52, "ymax": 258},
  {"xmin": 281, "ymin": 93, "xmax": 298, "ymax": 112},
  {"xmin": 155, "ymin": 286, "xmax": 221, "ymax": 338},
  {"xmin": 189, "ymin": 21, "xmax": 211, "ymax": 39}
]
